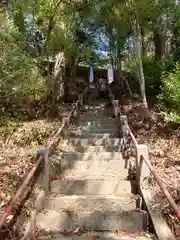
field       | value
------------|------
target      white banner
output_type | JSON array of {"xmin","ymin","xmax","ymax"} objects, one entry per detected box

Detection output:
[
  {"xmin": 107, "ymin": 65, "xmax": 114, "ymax": 83},
  {"xmin": 89, "ymin": 65, "xmax": 95, "ymax": 88}
]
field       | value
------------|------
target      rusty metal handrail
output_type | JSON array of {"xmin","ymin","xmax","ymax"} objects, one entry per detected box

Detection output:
[
  {"xmin": 0, "ymin": 156, "xmax": 43, "ymax": 227},
  {"xmin": 0, "ymin": 86, "xmax": 88, "ymax": 230},
  {"xmin": 125, "ymin": 123, "xmax": 138, "ymax": 146},
  {"xmin": 123, "ymin": 115, "xmax": 180, "ymax": 220},
  {"xmin": 141, "ymin": 154, "xmax": 180, "ymax": 219}
]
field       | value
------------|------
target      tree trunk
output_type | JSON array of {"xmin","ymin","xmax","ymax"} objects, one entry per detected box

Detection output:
[
  {"xmin": 153, "ymin": 28, "xmax": 164, "ymax": 61},
  {"xmin": 52, "ymin": 52, "xmax": 65, "ymax": 114},
  {"xmin": 130, "ymin": 10, "xmax": 149, "ymax": 119},
  {"xmin": 117, "ymin": 56, "xmax": 123, "ymax": 86},
  {"xmin": 140, "ymin": 27, "xmax": 145, "ymax": 57},
  {"xmin": 153, "ymin": 3, "xmax": 174, "ymax": 62}
]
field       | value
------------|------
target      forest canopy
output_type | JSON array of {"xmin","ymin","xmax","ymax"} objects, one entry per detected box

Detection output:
[{"xmin": 0, "ymin": 0, "xmax": 180, "ymax": 122}]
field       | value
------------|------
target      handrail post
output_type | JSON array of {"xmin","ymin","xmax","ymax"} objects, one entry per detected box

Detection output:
[
  {"xmin": 37, "ymin": 148, "xmax": 50, "ymax": 195},
  {"xmin": 78, "ymin": 94, "xmax": 83, "ymax": 107},
  {"xmin": 43, "ymin": 148, "xmax": 50, "ymax": 195},
  {"xmin": 112, "ymin": 100, "xmax": 120, "ymax": 118},
  {"xmin": 62, "ymin": 117, "xmax": 69, "ymax": 138},
  {"xmin": 120, "ymin": 115, "xmax": 128, "ymax": 142},
  {"xmin": 136, "ymin": 144, "xmax": 150, "ymax": 190}
]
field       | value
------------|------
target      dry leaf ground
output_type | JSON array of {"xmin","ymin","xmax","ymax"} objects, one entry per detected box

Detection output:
[
  {"xmin": 123, "ymin": 98, "xmax": 180, "ymax": 237},
  {"xmin": 0, "ymin": 103, "xmax": 77, "ymax": 221}
]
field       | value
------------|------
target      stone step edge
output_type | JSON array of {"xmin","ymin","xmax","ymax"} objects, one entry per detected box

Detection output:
[
  {"xmin": 36, "ymin": 210, "xmax": 148, "ymax": 232},
  {"xmin": 68, "ymin": 138, "xmax": 121, "ymax": 142},
  {"xmin": 49, "ymin": 179, "xmax": 133, "ymax": 195},
  {"xmin": 46, "ymin": 194, "xmax": 137, "ymax": 199},
  {"xmin": 50, "ymin": 174, "xmax": 128, "ymax": 179},
  {"xmin": 37, "ymin": 231, "xmax": 155, "ymax": 240},
  {"xmin": 61, "ymin": 152, "xmax": 123, "ymax": 156},
  {"xmin": 50, "ymin": 177, "xmax": 129, "ymax": 181}
]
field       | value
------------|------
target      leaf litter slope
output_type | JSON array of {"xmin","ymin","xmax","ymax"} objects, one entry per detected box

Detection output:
[{"xmin": 123, "ymin": 98, "xmax": 180, "ymax": 237}]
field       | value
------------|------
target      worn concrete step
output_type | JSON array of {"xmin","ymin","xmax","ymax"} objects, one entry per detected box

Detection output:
[
  {"xmin": 59, "ymin": 152, "xmax": 126, "ymax": 178},
  {"xmin": 79, "ymin": 133, "xmax": 118, "ymax": 138},
  {"xmin": 66, "ymin": 145, "xmax": 122, "ymax": 152},
  {"xmin": 71, "ymin": 126, "xmax": 118, "ymax": 133},
  {"xmin": 59, "ymin": 157, "xmax": 128, "ymax": 180},
  {"xmin": 69, "ymin": 129, "xmax": 119, "ymax": 138},
  {"xmin": 83, "ymin": 128, "xmax": 118, "ymax": 134},
  {"xmin": 80, "ymin": 118, "xmax": 114, "ymax": 123},
  {"xmin": 37, "ymin": 232, "xmax": 155, "ymax": 240},
  {"xmin": 79, "ymin": 121, "xmax": 118, "ymax": 127},
  {"xmin": 36, "ymin": 210, "xmax": 148, "ymax": 232},
  {"xmin": 68, "ymin": 138, "xmax": 121, "ymax": 146},
  {"xmin": 59, "ymin": 166, "xmax": 128, "ymax": 180},
  {"xmin": 62, "ymin": 152, "xmax": 123, "ymax": 161},
  {"xmin": 44, "ymin": 195, "xmax": 137, "ymax": 213},
  {"xmin": 81, "ymin": 116, "xmax": 113, "ymax": 121},
  {"xmin": 50, "ymin": 179, "xmax": 132, "ymax": 195}
]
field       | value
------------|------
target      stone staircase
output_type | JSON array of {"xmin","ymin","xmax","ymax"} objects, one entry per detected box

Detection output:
[{"xmin": 36, "ymin": 101, "xmax": 155, "ymax": 239}]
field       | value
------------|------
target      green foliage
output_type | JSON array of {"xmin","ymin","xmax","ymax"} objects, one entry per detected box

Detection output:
[
  {"xmin": 142, "ymin": 57, "xmax": 162, "ymax": 95},
  {"xmin": 159, "ymin": 62, "xmax": 180, "ymax": 123},
  {"xmin": 0, "ymin": 115, "xmax": 21, "ymax": 139},
  {"xmin": 0, "ymin": 13, "xmax": 46, "ymax": 100}
]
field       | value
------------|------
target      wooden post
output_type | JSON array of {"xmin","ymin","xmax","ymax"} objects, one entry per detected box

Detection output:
[{"xmin": 136, "ymin": 144, "xmax": 150, "ymax": 188}]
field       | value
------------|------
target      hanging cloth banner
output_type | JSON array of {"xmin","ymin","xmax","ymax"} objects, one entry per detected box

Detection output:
[
  {"xmin": 107, "ymin": 65, "xmax": 114, "ymax": 84},
  {"xmin": 89, "ymin": 64, "xmax": 95, "ymax": 88}
]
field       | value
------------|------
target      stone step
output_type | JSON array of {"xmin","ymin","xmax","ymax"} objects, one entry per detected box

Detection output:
[
  {"xmin": 69, "ymin": 129, "xmax": 119, "ymax": 138},
  {"xmin": 44, "ymin": 195, "xmax": 137, "ymax": 213},
  {"xmin": 58, "ymin": 153, "xmax": 127, "ymax": 180},
  {"xmin": 70, "ymin": 133, "xmax": 118, "ymax": 138},
  {"xmin": 50, "ymin": 179, "xmax": 132, "ymax": 195},
  {"xmin": 66, "ymin": 145, "xmax": 122, "ymax": 152},
  {"xmin": 81, "ymin": 115, "xmax": 113, "ymax": 120},
  {"xmin": 62, "ymin": 152, "xmax": 123, "ymax": 162},
  {"xmin": 79, "ymin": 133, "xmax": 118, "ymax": 138},
  {"xmin": 71, "ymin": 127, "xmax": 118, "ymax": 133},
  {"xmin": 36, "ymin": 210, "xmax": 148, "ymax": 232},
  {"xmin": 79, "ymin": 120, "xmax": 118, "ymax": 127},
  {"xmin": 83, "ymin": 128, "xmax": 118, "ymax": 134},
  {"xmin": 68, "ymin": 138, "xmax": 121, "ymax": 147},
  {"xmin": 80, "ymin": 117, "xmax": 113, "ymax": 122},
  {"xmin": 37, "ymin": 232, "xmax": 155, "ymax": 240},
  {"xmin": 59, "ymin": 164, "xmax": 128, "ymax": 180}
]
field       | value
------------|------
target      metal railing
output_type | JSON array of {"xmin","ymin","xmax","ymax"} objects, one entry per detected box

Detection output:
[
  {"xmin": 107, "ymin": 85, "xmax": 178, "ymax": 239},
  {"xmin": 121, "ymin": 119, "xmax": 180, "ymax": 220},
  {"xmin": 0, "ymin": 87, "xmax": 88, "ymax": 239}
]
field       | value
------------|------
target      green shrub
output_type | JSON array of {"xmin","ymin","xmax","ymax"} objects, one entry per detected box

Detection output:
[
  {"xmin": 158, "ymin": 62, "xmax": 180, "ymax": 123},
  {"xmin": 125, "ymin": 57, "xmax": 162, "ymax": 96},
  {"xmin": 142, "ymin": 57, "xmax": 162, "ymax": 96}
]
